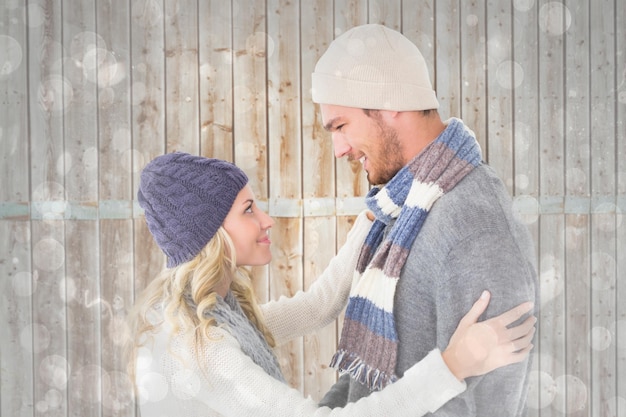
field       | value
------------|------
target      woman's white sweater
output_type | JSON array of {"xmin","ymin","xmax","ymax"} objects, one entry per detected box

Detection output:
[{"xmin": 135, "ymin": 211, "xmax": 466, "ymax": 416}]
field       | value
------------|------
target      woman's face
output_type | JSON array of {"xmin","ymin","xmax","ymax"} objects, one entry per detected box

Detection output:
[{"xmin": 222, "ymin": 185, "xmax": 274, "ymax": 266}]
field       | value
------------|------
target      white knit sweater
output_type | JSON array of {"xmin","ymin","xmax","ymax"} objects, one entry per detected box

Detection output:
[{"xmin": 135, "ymin": 211, "xmax": 466, "ymax": 417}]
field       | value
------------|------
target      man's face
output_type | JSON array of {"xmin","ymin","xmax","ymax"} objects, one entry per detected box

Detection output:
[{"xmin": 320, "ymin": 104, "xmax": 405, "ymax": 185}]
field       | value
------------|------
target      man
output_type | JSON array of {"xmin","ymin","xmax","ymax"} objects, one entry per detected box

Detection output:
[{"xmin": 312, "ymin": 24, "xmax": 538, "ymax": 416}]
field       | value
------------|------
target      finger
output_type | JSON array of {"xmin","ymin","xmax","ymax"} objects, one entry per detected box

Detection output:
[
  {"xmin": 491, "ymin": 301, "xmax": 534, "ymax": 327},
  {"xmin": 459, "ymin": 291, "xmax": 491, "ymax": 326},
  {"xmin": 506, "ymin": 315, "xmax": 537, "ymax": 340},
  {"xmin": 508, "ymin": 343, "xmax": 534, "ymax": 364},
  {"xmin": 510, "ymin": 327, "xmax": 536, "ymax": 352}
]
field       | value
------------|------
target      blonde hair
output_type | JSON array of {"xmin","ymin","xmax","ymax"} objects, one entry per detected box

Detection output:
[{"xmin": 126, "ymin": 226, "xmax": 275, "ymax": 384}]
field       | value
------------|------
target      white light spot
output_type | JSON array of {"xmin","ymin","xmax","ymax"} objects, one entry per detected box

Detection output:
[
  {"xmin": 59, "ymin": 276, "xmax": 77, "ymax": 303},
  {"xmin": 512, "ymin": 194, "xmax": 539, "ymax": 224},
  {"xmin": 12, "ymin": 271, "xmax": 35, "ymax": 297},
  {"xmin": 565, "ymin": 167, "xmax": 588, "ymax": 194},
  {"xmin": 539, "ymin": 2, "xmax": 572, "ymax": 36},
  {"xmin": 538, "ymin": 258, "xmax": 564, "ymax": 307},
  {"xmin": 589, "ymin": 251, "xmax": 615, "ymax": 291},
  {"xmin": 132, "ymin": 0, "xmax": 163, "ymax": 28},
  {"xmin": 487, "ymin": 34, "xmax": 512, "ymax": 61},
  {"xmin": 0, "ymin": 35, "xmax": 23, "ymax": 77},
  {"xmin": 40, "ymin": 355, "xmax": 70, "ymax": 390},
  {"xmin": 496, "ymin": 60, "xmax": 525, "ymax": 89},
  {"xmin": 38, "ymin": 75, "xmax": 74, "ymax": 113},
  {"xmin": 553, "ymin": 374, "xmax": 587, "ymax": 413},
  {"xmin": 466, "ymin": 14, "xmax": 479, "ymax": 26},
  {"xmin": 588, "ymin": 326, "xmax": 612, "ymax": 351},
  {"xmin": 136, "ymin": 347, "xmax": 153, "ymax": 370},
  {"xmin": 33, "ymin": 238, "xmax": 65, "ymax": 271},
  {"xmin": 527, "ymin": 370, "xmax": 556, "ymax": 409},
  {"xmin": 594, "ymin": 203, "xmax": 621, "ymax": 231},
  {"xmin": 82, "ymin": 147, "xmax": 98, "ymax": 171},
  {"xmin": 121, "ymin": 148, "xmax": 145, "ymax": 173},
  {"xmin": 112, "ymin": 128, "xmax": 131, "ymax": 152},
  {"xmin": 26, "ymin": 3, "xmax": 46, "ymax": 27},
  {"xmin": 514, "ymin": 0, "xmax": 535, "ymax": 12},
  {"xmin": 45, "ymin": 389, "xmax": 64, "ymax": 408},
  {"xmin": 21, "ymin": 323, "xmax": 50, "ymax": 353},
  {"xmin": 515, "ymin": 174, "xmax": 530, "ymax": 190},
  {"xmin": 137, "ymin": 372, "xmax": 169, "ymax": 403}
]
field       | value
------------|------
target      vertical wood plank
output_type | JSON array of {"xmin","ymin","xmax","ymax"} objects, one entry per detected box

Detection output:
[
  {"xmin": 511, "ymin": 2, "xmax": 541, "ymax": 412},
  {"xmin": 401, "ymin": 1, "xmax": 436, "ymax": 88},
  {"xmin": 232, "ymin": 0, "xmax": 270, "ymax": 303},
  {"xmin": 486, "ymin": 0, "xmax": 514, "ymax": 190},
  {"xmin": 435, "ymin": 0, "xmax": 462, "ymax": 120},
  {"xmin": 589, "ymin": 1, "xmax": 617, "ymax": 415},
  {"xmin": 402, "ymin": 0, "xmax": 439, "ymax": 257},
  {"xmin": 302, "ymin": 0, "xmax": 334, "ymax": 203},
  {"xmin": 369, "ymin": 0, "xmax": 401, "ymax": 29},
  {"xmin": 61, "ymin": 2, "xmax": 102, "ymax": 415},
  {"xmin": 0, "ymin": 221, "xmax": 33, "ymax": 417},
  {"xmin": 97, "ymin": 0, "xmax": 133, "ymax": 200},
  {"xmin": 303, "ymin": 217, "xmax": 337, "ymax": 400},
  {"xmin": 130, "ymin": 0, "xmax": 166, "ymax": 167},
  {"xmin": 334, "ymin": 0, "xmax": 369, "ymax": 200},
  {"xmin": 564, "ymin": 2, "xmax": 592, "ymax": 417},
  {"xmin": 616, "ymin": 2, "xmax": 626, "ymax": 415},
  {"xmin": 130, "ymin": 0, "xmax": 167, "ymax": 306},
  {"xmin": 460, "ymin": 0, "xmax": 487, "ymax": 155},
  {"xmin": 232, "ymin": 0, "xmax": 268, "ymax": 197},
  {"xmin": 62, "ymin": 0, "xmax": 99, "ymax": 203},
  {"xmin": 537, "ymin": 1, "xmax": 567, "ymax": 415},
  {"xmin": 0, "ymin": 2, "xmax": 32, "ymax": 415},
  {"xmin": 100, "ymin": 219, "xmax": 135, "ymax": 415},
  {"xmin": 164, "ymin": 0, "xmax": 200, "ymax": 153},
  {"xmin": 65, "ymin": 221, "xmax": 101, "ymax": 417},
  {"xmin": 97, "ymin": 2, "xmax": 135, "ymax": 415},
  {"xmin": 301, "ymin": 0, "xmax": 338, "ymax": 399},
  {"xmin": 199, "ymin": 1, "xmax": 234, "ymax": 160},
  {"xmin": 27, "ymin": 0, "xmax": 67, "ymax": 414},
  {"xmin": 31, "ymin": 220, "xmax": 67, "ymax": 417},
  {"xmin": 269, "ymin": 218, "xmax": 303, "ymax": 388},
  {"xmin": 267, "ymin": 0, "xmax": 303, "ymax": 391}
]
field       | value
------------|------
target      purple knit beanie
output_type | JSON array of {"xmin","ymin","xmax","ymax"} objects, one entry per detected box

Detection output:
[{"xmin": 138, "ymin": 152, "xmax": 248, "ymax": 268}]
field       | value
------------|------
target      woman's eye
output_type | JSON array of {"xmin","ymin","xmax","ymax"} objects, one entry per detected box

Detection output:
[{"xmin": 245, "ymin": 204, "xmax": 253, "ymax": 213}]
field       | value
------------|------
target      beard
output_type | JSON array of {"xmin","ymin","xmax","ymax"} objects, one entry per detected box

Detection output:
[{"xmin": 365, "ymin": 118, "xmax": 405, "ymax": 186}]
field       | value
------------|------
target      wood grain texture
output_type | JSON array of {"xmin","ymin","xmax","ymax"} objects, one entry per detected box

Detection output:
[{"xmin": 1, "ymin": 1, "xmax": 623, "ymax": 415}]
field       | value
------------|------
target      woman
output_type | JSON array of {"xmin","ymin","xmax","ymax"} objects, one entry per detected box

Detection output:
[{"xmin": 127, "ymin": 152, "xmax": 535, "ymax": 417}]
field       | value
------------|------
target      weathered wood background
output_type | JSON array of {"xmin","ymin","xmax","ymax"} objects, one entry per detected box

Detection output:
[{"xmin": 1, "ymin": 0, "xmax": 625, "ymax": 416}]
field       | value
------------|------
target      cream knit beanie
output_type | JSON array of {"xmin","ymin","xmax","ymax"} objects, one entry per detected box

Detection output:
[{"xmin": 312, "ymin": 24, "xmax": 439, "ymax": 111}]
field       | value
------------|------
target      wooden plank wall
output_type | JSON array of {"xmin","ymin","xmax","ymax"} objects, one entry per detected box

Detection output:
[{"xmin": 1, "ymin": 1, "xmax": 624, "ymax": 416}]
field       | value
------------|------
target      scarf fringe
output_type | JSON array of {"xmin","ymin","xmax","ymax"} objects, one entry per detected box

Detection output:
[{"xmin": 330, "ymin": 350, "xmax": 397, "ymax": 391}]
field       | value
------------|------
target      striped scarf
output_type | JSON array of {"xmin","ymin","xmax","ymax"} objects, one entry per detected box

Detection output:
[{"xmin": 329, "ymin": 118, "xmax": 482, "ymax": 390}]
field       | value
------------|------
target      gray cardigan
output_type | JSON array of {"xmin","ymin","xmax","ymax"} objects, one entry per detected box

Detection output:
[{"xmin": 321, "ymin": 164, "xmax": 538, "ymax": 417}]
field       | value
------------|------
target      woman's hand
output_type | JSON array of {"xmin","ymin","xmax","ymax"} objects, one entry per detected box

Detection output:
[{"xmin": 441, "ymin": 290, "xmax": 536, "ymax": 381}]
